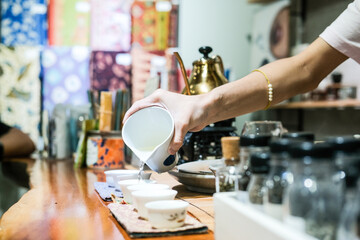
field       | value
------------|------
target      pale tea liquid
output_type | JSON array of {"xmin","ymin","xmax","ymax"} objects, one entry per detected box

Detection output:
[{"xmin": 136, "ymin": 147, "xmax": 155, "ymax": 181}]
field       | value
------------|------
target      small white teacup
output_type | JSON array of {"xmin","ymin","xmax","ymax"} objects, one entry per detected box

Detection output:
[
  {"xmin": 118, "ymin": 179, "xmax": 156, "ymax": 203},
  {"xmin": 132, "ymin": 189, "xmax": 178, "ymax": 219},
  {"xmin": 128, "ymin": 184, "xmax": 170, "ymax": 207},
  {"xmin": 145, "ymin": 200, "xmax": 189, "ymax": 229},
  {"xmin": 105, "ymin": 169, "xmax": 151, "ymax": 189}
]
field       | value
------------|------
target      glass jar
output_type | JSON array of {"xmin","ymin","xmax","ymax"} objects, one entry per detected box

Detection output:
[
  {"xmin": 236, "ymin": 134, "xmax": 271, "ymax": 202},
  {"xmin": 263, "ymin": 138, "xmax": 294, "ymax": 221},
  {"xmin": 215, "ymin": 136, "xmax": 240, "ymax": 192},
  {"xmin": 247, "ymin": 152, "xmax": 270, "ymax": 210},
  {"xmin": 283, "ymin": 142, "xmax": 343, "ymax": 240},
  {"xmin": 326, "ymin": 136, "xmax": 360, "ymax": 172},
  {"xmin": 337, "ymin": 156, "xmax": 360, "ymax": 240},
  {"xmin": 337, "ymin": 180, "xmax": 360, "ymax": 240}
]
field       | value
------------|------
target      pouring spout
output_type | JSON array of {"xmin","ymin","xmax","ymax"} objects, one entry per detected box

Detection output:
[{"xmin": 174, "ymin": 52, "xmax": 191, "ymax": 95}]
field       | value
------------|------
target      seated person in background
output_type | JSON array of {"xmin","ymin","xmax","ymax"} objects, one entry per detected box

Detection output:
[{"xmin": 0, "ymin": 122, "xmax": 36, "ymax": 158}]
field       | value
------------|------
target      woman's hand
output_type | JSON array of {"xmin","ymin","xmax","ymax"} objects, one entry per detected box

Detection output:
[{"xmin": 123, "ymin": 89, "xmax": 213, "ymax": 154}]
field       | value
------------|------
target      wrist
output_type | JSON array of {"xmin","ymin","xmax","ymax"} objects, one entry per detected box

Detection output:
[{"xmin": 202, "ymin": 89, "xmax": 223, "ymax": 123}]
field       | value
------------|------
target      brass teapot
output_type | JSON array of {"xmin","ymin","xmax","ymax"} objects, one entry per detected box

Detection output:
[{"xmin": 174, "ymin": 46, "xmax": 228, "ymax": 95}]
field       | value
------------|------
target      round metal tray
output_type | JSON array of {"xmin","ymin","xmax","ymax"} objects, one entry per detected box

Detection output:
[{"xmin": 169, "ymin": 170, "xmax": 215, "ymax": 194}]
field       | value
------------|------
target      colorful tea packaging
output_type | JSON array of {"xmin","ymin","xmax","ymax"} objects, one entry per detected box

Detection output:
[{"xmin": 86, "ymin": 131, "xmax": 125, "ymax": 169}]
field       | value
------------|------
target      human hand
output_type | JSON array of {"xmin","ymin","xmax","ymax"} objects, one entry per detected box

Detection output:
[{"xmin": 123, "ymin": 89, "xmax": 211, "ymax": 154}]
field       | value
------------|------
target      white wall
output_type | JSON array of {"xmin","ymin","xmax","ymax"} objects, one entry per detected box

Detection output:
[
  {"xmin": 178, "ymin": 0, "xmax": 260, "ymax": 132},
  {"xmin": 178, "ymin": 0, "xmax": 258, "ymax": 80}
]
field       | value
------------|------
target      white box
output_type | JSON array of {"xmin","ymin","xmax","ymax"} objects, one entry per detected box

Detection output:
[{"xmin": 213, "ymin": 192, "xmax": 317, "ymax": 240}]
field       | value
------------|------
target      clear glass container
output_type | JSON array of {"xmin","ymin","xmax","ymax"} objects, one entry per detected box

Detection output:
[
  {"xmin": 283, "ymin": 142, "xmax": 343, "ymax": 240},
  {"xmin": 326, "ymin": 136, "xmax": 360, "ymax": 178},
  {"xmin": 236, "ymin": 134, "xmax": 271, "ymax": 202},
  {"xmin": 215, "ymin": 136, "xmax": 240, "ymax": 192},
  {"xmin": 247, "ymin": 152, "xmax": 270, "ymax": 210},
  {"xmin": 216, "ymin": 162, "xmax": 238, "ymax": 192},
  {"xmin": 263, "ymin": 138, "xmax": 293, "ymax": 220},
  {"xmin": 337, "ymin": 155, "xmax": 360, "ymax": 240}
]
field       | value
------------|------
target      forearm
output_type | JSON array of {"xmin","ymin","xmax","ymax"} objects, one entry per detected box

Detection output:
[
  {"xmin": 0, "ymin": 128, "xmax": 36, "ymax": 157},
  {"xmin": 205, "ymin": 37, "xmax": 348, "ymax": 123}
]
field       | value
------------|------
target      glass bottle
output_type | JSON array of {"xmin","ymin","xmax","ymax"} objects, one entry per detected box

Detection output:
[
  {"xmin": 247, "ymin": 152, "xmax": 270, "ymax": 211},
  {"xmin": 215, "ymin": 136, "xmax": 240, "ymax": 192},
  {"xmin": 283, "ymin": 142, "xmax": 343, "ymax": 240},
  {"xmin": 326, "ymin": 136, "xmax": 360, "ymax": 173},
  {"xmin": 337, "ymin": 160, "xmax": 360, "ymax": 240},
  {"xmin": 263, "ymin": 138, "xmax": 294, "ymax": 221},
  {"xmin": 236, "ymin": 134, "xmax": 271, "ymax": 202}
]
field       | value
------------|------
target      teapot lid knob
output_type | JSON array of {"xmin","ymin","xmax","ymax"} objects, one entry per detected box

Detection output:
[{"xmin": 199, "ymin": 46, "xmax": 212, "ymax": 59}]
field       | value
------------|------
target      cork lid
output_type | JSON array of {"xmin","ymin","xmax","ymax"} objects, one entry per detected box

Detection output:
[{"xmin": 221, "ymin": 136, "xmax": 240, "ymax": 165}]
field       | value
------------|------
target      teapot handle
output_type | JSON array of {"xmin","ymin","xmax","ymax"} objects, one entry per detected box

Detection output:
[{"xmin": 215, "ymin": 55, "xmax": 225, "ymax": 74}]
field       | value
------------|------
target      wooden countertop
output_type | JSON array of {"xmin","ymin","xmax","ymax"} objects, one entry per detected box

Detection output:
[{"xmin": 0, "ymin": 158, "xmax": 214, "ymax": 240}]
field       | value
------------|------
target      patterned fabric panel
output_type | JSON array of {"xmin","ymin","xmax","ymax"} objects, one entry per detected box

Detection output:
[
  {"xmin": 89, "ymin": 51, "xmax": 131, "ymax": 91},
  {"xmin": 42, "ymin": 46, "xmax": 90, "ymax": 113},
  {"xmin": 131, "ymin": 0, "xmax": 157, "ymax": 51},
  {"xmin": 90, "ymin": 0, "xmax": 132, "ymax": 51},
  {"xmin": 48, "ymin": 0, "xmax": 90, "ymax": 46},
  {"xmin": 0, "ymin": 45, "xmax": 41, "ymax": 142},
  {"xmin": 1, "ymin": 0, "xmax": 47, "ymax": 46}
]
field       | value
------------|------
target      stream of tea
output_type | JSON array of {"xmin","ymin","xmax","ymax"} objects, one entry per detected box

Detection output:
[{"xmin": 138, "ymin": 161, "xmax": 145, "ymax": 180}]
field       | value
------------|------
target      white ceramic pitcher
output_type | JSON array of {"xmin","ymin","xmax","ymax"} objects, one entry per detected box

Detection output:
[{"xmin": 122, "ymin": 106, "xmax": 178, "ymax": 173}]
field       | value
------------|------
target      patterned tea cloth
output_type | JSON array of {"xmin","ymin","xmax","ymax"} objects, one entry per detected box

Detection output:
[
  {"xmin": 94, "ymin": 182, "xmax": 123, "ymax": 201},
  {"xmin": 108, "ymin": 203, "xmax": 208, "ymax": 238}
]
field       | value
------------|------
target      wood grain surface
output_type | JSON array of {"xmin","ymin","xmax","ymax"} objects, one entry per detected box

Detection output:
[{"xmin": 0, "ymin": 158, "xmax": 214, "ymax": 240}]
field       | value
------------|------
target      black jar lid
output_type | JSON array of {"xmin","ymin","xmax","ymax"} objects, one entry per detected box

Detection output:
[
  {"xmin": 282, "ymin": 132, "xmax": 315, "ymax": 142},
  {"xmin": 240, "ymin": 134, "xmax": 272, "ymax": 147},
  {"xmin": 344, "ymin": 162, "xmax": 360, "ymax": 188},
  {"xmin": 270, "ymin": 138, "xmax": 302, "ymax": 153},
  {"xmin": 288, "ymin": 142, "xmax": 334, "ymax": 159},
  {"xmin": 325, "ymin": 136, "xmax": 360, "ymax": 153},
  {"xmin": 250, "ymin": 152, "xmax": 270, "ymax": 173}
]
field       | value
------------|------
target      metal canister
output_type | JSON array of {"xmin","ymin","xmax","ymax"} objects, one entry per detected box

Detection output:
[{"xmin": 86, "ymin": 130, "xmax": 125, "ymax": 169}]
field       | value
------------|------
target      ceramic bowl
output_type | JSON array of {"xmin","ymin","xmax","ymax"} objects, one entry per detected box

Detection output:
[
  {"xmin": 128, "ymin": 183, "xmax": 170, "ymax": 207},
  {"xmin": 104, "ymin": 169, "xmax": 152, "ymax": 189},
  {"xmin": 131, "ymin": 189, "xmax": 177, "ymax": 219},
  {"xmin": 118, "ymin": 179, "xmax": 156, "ymax": 203},
  {"xmin": 145, "ymin": 200, "xmax": 189, "ymax": 229}
]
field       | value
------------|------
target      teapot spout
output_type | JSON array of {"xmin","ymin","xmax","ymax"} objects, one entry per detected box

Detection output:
[{"xmin": 174, "ymin": 52, "xmax": 191, "ymax": 95}]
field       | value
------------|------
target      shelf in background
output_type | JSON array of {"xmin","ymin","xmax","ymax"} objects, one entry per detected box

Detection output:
[{"xmin": 272, "ymin": 99, "xmax": 360, "ymax": 109}]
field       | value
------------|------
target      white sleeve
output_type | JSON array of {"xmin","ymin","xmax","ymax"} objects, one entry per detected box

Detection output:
[{"xmin": 319, "ymin": 0, "xmax": 360, "ymax": 64}]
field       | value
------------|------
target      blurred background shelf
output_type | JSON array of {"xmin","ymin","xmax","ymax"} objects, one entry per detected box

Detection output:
[{"xmin": 273, "ymin": 99, "xmax": 360, "ymax": 109}]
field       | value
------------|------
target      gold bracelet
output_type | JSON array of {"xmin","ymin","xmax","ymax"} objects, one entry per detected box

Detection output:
[{"xmin": 252, "ymin": 69, "xmax": 273, "ymax": 110}]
